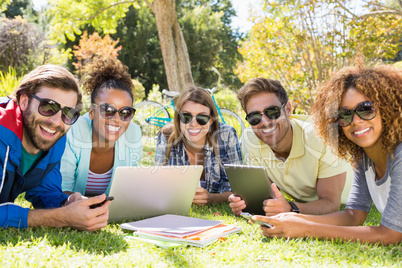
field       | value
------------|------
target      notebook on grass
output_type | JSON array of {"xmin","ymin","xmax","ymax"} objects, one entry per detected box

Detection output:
[
  {"xmin": 108, "ymin": 166, "xmax": 203, "ymax": 222},
  {"xmin": 224, "ymin": 164, "xmax": 273, "ymax": 215},
  {"xmin": 121, "ymin": 214, "xmax": 242, "ymax": 248}
]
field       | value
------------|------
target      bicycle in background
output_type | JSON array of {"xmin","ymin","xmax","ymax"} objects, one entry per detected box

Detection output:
[{"xmin": 133, "ymin": 87, "xmax": 245, "ymax": 147}]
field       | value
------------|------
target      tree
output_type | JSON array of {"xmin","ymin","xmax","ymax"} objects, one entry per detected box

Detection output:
[
  {"xmin": 335, "ymin": 0, "xmax": 402, "ymax": 18},
  {"xmin": 58, "ymin": 0, "xmax": 242, "ymax": 94},
  {"xmin": 0, "ymin": 0, "xmax": 11, "ymax": 12},
  {"xmin": 72, "ymin": 31, "xmax": 122, "ymax": 77},
  {"xmin": 48, "ymin": 0, "xmax": 193, "ymax": 92},
  {"xmin": 0, "ymin": 16, "xmax": 41, "ymax": 72},
  {"xmin": 236, "ymin": 0, "xmax": 402, "ymax": 113}
]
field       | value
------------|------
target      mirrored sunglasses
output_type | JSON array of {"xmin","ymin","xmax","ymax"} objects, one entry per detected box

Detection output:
[
  {"xmin": 245, "ymin": 103, "xmax": 286, "ymax": 126},
  {"xmin": 93, "ymin": 103, "xmax": 136, "ymax": 122},
  {"xmin": 178, "ymin": 112, "xmax": 211, "ymax": 126},
  {"xmin": 337, "ymin": 101, "xmax": 376, "ymax": 127},
  {"xmin": 31, "ymin": 94, "xmax": 80, "ymax": 125}
]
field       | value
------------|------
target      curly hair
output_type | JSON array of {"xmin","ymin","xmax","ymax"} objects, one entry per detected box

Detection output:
[
  {"xmin": 82, "ymin": 58, "xmax": 134, "ymax": 104},
  {"xmin": 311, "ymin": 64, "xmax": 402, "ymax": 166}
]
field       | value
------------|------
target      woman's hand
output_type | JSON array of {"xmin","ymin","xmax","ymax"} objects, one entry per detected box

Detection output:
[{"xmin": 192, "ymin": 187, "xmax": 210, "ymax": 205}]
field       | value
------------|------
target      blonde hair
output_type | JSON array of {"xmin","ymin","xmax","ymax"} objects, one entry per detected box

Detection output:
[{"xmin": 164, "ymin": 86, "xmax": 220, "ymax": 164}]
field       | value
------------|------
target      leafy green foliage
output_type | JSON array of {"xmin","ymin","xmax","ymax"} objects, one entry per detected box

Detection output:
[
  {"xmin": 0, "ymin": 16, "xmax": 41, "ymax": 73},
  {"xmin": 0, "ymin": 0, "xmax": 10, "ymax": 12},
  {"xmin": 49, "ymin": 0, "xmax": 242, "ymax": 93},
  {"xmin": 112, "ymin": 3, "xmax": 166, "ymax": 95},
  {"xmin": 133, "ymin": 79, "xmax": 145, "ymax": 104},
  {"xmin": 236, "ymin": 0, "xmax": 402, "ymax": 113},
  {"xmin": 0, "ymin": 67, "xmax": 22, "ymax": 97}
]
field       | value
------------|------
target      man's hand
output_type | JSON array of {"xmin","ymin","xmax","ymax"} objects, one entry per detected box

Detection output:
[
  {"xmin": 64, "ymin": 192, "xmax": 87, "ymax": 206},
  {"xmin": 228, "ymin": 194, "xmax": 246, "ymax": 216},
  {"xmin": 193, "ymin": 187, "xmax": 210, "ymax": 205},
  {"xmin": 62, "ymin": 194, "xmax": 110, "ymax": 231},
  {"xmin": 28, "ymin": 194, "xmax": 110, "ymax": 231},
  {"xmin": 252, "ymin": 214, "xmax": 310, "ymax": 239},
  {"xmin": 263, "ymin": 183, "xmax": 292, "ymax": 216}
]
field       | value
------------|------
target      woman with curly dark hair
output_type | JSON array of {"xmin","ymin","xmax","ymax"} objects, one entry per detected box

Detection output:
[
  {"xmin": 61, "ymin": 58, "xmax": 143, "ymax": 196},
  {"xmin": 249, "ymin": 64, "xmax": 402, "ymax": 245}
]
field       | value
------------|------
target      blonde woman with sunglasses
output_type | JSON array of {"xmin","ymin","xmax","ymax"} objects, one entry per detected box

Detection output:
[
  {"xmin": 252, "ymin": 64, "xmax": 402, "ymax": 245},
  {"xmin": 61, "ymin": 58, "xmax": 143, "ymax": 196},
  {"xmin": 155, "ymin": 86, "xmax": 242, "ymax": 205}
]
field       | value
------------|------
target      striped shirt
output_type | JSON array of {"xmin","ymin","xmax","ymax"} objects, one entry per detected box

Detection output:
[{"xmin": 85, "ymin": 168, "xmax": 113, "ymax": 196}]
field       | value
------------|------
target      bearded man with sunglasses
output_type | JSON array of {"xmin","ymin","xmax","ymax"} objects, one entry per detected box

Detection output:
[
  {"xmin": 229, "ymin": 78, "xmax": 353, "ymax": 216},
  {"xmin": 0, "ymin": 65, "xmax": 110, "ymax": 230}
]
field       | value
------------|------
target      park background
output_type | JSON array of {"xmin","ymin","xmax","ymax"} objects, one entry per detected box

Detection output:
[{"xmin": 0, "ymin": 0, "xmax": 401, "ymax": 266}]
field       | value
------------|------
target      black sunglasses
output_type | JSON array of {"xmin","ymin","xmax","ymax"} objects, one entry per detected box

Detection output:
[
  {"xmin": 31, "ymin": 94, "xmax": 80, "ymax": 125},
  {"xmin": 245, "ymin": 103, "xmax": 286, "ymax": 126},
  {"xmin": 178, "ymin": 112, "xmax": 211, "ymax": 126},
  {"xmin": 337, "ymin": 101, "xmax": 376, "ymax": 127},
  {"xmin": 93, "ymin": 103, "xmax": 136, "ymax": 122}
]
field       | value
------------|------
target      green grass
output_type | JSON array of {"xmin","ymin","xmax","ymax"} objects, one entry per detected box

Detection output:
[
  {"xmin": 1, "ymin": 198, "xmax": 401, "ymax": 267},
  {"xmin": 1, "ymin": 144, "xmax": 401, "ymax": 267}
]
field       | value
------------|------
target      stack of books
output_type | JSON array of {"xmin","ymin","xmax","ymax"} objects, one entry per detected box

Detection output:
[{"xmin": 120, "ymin": 214, "xmax": 241, "ymax": 248}]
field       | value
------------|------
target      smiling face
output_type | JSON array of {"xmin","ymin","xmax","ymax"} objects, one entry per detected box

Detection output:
[
  {"xmin": 340, "ymin": 88, "xmax": 383, "ymax": 151},
  {"xmin": 90, "ymin": 89, "xmax": 133, "ymax": 146},
  {"xmin": 246, "ymin": 92, "xmax": 292, "ymax": 150},
  {"xmin": 20, "ymin": 87, "xmax": 78, "ymax": 154},
  {"xmin": 179, "ymin": 100, "xmax": 212, "ymax": 147}
]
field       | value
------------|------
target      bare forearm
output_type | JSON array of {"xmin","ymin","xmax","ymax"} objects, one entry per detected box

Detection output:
[
  {"xmin": 209, "ymin": 191, "xmax": 232, "ymax": 204},
  {"xmin": 296, "ymin": 198, "xmax": 340, "ymax": 215},
  {"xmin": 28, "ymin": 208, "xmax": 67, "ymax": 228},
  {"xmin": 304, "ymin": 223, "xmax": 402, "ymax": 245},
  {"xmin": 296, "ymin": 209, "xmax": 363, "ymax": 226}
]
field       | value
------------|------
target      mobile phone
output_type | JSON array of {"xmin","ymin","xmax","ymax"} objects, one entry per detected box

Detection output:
[
  {"xmin": 240, "ymin": 212, "xmax": 273, "ymax": 228},
  {"xmin": 89, "ymin": 196, "xmax": 114, "ymax": 209}
]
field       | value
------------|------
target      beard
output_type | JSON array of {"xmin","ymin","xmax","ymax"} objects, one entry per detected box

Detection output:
[{"xmin": 22, "ymin": 106, "xmax": 67, "ymax": 152}]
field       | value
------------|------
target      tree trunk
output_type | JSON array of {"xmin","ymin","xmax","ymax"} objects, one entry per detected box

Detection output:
[{"xmin": 146, "ymin": 0, "xmax": 194, "ymax": 92}]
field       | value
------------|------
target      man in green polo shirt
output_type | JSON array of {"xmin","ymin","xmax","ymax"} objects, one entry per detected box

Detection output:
[{"xmin": 229, "ymin": 78, "xmax": 352, "ymax": 216}]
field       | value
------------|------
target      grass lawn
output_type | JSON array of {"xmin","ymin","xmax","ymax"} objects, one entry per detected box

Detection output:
[
  {"xmin": 1, "ymin": 201, "xmax": 401, "ymax": 267},
  {"xmin": 1, "ymin": 141, "xmax": 401, "ymax": 267}
]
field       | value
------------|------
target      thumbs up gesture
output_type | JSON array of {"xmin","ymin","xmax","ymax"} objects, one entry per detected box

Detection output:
[{"xmin": 262, "ymin": 183, "xmax": 293, "ymax": 216}]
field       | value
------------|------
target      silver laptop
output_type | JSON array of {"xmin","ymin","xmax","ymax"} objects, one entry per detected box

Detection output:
[
  {"xmin": 108, "ymin": 165, "xmax": 203, "ymax": 223},
  {"xmin": 224, "ymin": 164, "xmax": 273, "ymax": 215}
]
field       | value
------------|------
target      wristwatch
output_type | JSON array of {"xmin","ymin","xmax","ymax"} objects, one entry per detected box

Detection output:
[{"xmin": 288, "ymin": 201, "xmax": 300, "ymax": 213}]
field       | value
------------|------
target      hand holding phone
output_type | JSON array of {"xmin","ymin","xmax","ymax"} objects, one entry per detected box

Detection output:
[
  {"xmin": 89, "ymin": 196, "xmax": 114, "ymax": 209},
  {"xmin": 240, "ymin": 212, "xmax": 273, "ymax": 228}
]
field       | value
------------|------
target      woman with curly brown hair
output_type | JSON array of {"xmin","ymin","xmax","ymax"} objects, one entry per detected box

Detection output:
[
  {"xmin": 249, "ymin": 64, "xmax": 402, "ymax": 245},
  {"xmin": 60, "ymin": 58, "xmax": 143, "ymax": 196}
]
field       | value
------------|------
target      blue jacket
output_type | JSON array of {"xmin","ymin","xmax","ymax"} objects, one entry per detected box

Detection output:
[
  {"xmin": 0, "ymin": 98, "xmax": 69, "ymax": 229},
  {"xmin": 60, "ymin": 113, "xmax": 143, "ymax": 195}
]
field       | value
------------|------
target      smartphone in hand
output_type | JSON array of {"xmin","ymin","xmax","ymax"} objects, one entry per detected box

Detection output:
[
  {"xmin": 90, "ymin": 196, "xmax": 114, "ymax": 209},
  {"xmin": 240, "ymin": 212, "xmax": 273, "ymax": 228}
]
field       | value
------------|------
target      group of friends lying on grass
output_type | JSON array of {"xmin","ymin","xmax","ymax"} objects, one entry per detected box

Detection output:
[{"xmin": 0, "ymin": 57, "xmax": 401, "ymax": 245}]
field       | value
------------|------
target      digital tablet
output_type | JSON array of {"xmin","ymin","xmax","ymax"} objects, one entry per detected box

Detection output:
[{"xmin": 224, "ymin": 164, "xmax": 273, "ymax": 215}]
